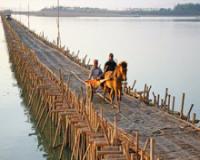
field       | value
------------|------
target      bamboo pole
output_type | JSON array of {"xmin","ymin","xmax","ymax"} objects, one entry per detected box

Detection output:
[
  {"xmin": 150, "ymin": 138, "xmax": 155, "ymax": 160},
  {"xmin": 157, "ymin": 94, "xmax": 160, "ymax": 107},
  {"xmin": 132, "ymin": 80, "xmax": 137, "ymax": 90},
  {"xmin": 140, "ymin": 150, "xmax": 144, "ymax": 160},
  {"xmin": 172, "ymin": 96, "xmax": 175, "ymax": 113},
  {"xmin": 192, "ymin": 113, "xmax": 196, "ymax": 124},
  {"xmin": 152, "ymin": 92, "xmax": 156, "ymax": 106},
  {"xmin": 164, "ymin": 88, "xmax": 168, "ymax": 106},
  {"xmin": 136, "ymin": 131, "xmax": 139, "ymax": 160},
  {"xmin": 167, "ymin": 95, "xmax": 171, "ymax": 112},
  {"xmin": 180, "ymin": 93, "xmax": 185, "ymax": 118},
  {"xmin": 187, "ymin": 104, "xmax": 194, "ymax": 121},
  {"xmin": 52, "ymin": 115, "xmax": 61, "ymax": 147}
]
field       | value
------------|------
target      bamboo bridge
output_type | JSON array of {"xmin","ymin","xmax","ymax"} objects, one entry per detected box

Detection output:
[{"xmin": 2, "ymin": 15, "xmax": 200, "ymax": 160}]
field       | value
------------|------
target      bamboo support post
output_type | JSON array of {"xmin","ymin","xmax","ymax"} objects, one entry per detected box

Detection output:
[
  {"xmin": 150, "ymin": 137, "xmax": 155, "ymax": 160},
  {"xmin": 192, "ymin": 113, "xmax": 196, "ymax": 124},
  {"xmin": 157, "ymin": 94, "xmax": 160, "ymax": 107},
  {"xmin": 143, "ymin": 84, "xmax": 147, "ymax": 99},
  {"xmin": 172, "ymin": 96, "xmax": 175, "ymax": 113},
  {"xmin": 136, "ymin": 131, "xmax": 139, "ymax": 160},
  {"xmin": 143, "ymin": 138, "xmax": 149, "ymax": 151},
  {"xmin": 187, "ymin": 104, "xmax": 194, "ymax": 121},
  {"xmin": 140, "ymin": 150, "xmax": 144, "ymax": 160},
  {"xmin": 180, "ymin": 93, "xmax": 185, "ymax": 118},
  {"xmin": 164, "ymin": 88, "xmax": 168, "ymax": 106},
  {"xmin": 147, "ymin": 85, "xmax": 152, "ymax": 102},
  {"xmin": 152, "ymin": 92, "xmax": 157, "ymax": 106},
  {"xmin": 161, "ymin": 99, "xmax": 164, "ymax": 107},
  {"xmin": 132, "ymin": 80, "xmax": 137, "ymax": 90},
  {"xmin": 167, "ymin": 95, "xmax": 171, "ymax": 112}
]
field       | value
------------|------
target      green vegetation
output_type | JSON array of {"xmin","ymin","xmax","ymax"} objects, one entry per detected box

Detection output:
[{"xmin": 137, "ymin": 3, "xmax": 200, "ymax": 16}]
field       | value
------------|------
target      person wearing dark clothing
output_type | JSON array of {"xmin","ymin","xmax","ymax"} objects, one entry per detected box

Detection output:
[{"xmin": 104, "ymin": 53, "xmax": 117, "ymax": 73}]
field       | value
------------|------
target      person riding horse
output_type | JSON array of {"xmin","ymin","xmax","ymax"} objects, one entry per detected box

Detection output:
[
  {"xmin": 104, "ymin": 53, "xmax": 117, "ymax": 74},
  {"xmin": 86, "ymin": 54, "xmax": 127, "ymax": 112},
  {"xmin": 98, "ymin": 53, "xmax": 117, "ymax": 87}
]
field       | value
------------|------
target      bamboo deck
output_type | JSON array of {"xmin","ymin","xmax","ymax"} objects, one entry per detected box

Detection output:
[{"xmin": 2, "ymin": 16, "xmax": 200, "ymax": 160}]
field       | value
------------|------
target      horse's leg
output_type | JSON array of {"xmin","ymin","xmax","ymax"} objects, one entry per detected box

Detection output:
[
  {"xmin": 109, "ymin": 89, "xmax": 114, "ymax": 105},
  {"xmin": 119, "ymin": 87, "xmax": 122, "ymax": 101},
  {"xmin": 113, "ymin": 87, "xmax": 119, "ymax": 111},
  {"xmin": 103, "ymin": 86, "xmax": 106, "ymax": 99},
  {"xmin": 114, "ymin": 88, "xmax": 118, "ymax": 103},
  {"xmin": 112, "ymin": 90, "xmax": 115, "ymax": 104},
  {"xmin": 116, "ymin": 88, "xmax": 121, "ymax": 113},
  {"xmin": 103, "ymin": 83, "xmax": 108, "ymax": 100}
]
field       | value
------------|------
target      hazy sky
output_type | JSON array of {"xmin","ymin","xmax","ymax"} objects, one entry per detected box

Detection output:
[{"xmin": 1, "ymin": 0, "xmax": 200, "ymax": 11}]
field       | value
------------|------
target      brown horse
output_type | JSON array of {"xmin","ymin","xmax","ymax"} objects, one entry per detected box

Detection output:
[{"xmin": 103, "ymin": 61, "xmax": 127, "ymax": 112}]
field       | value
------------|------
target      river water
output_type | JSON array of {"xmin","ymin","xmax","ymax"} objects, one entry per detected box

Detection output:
[{"xmin": 14, "ymin": 15, "xmax": 200, "ymax": 117}]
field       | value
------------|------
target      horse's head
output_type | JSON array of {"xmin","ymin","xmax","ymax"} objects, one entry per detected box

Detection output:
[{"xmin": 119, "ymin": 61, "xmax": 127, "ymax": 81}]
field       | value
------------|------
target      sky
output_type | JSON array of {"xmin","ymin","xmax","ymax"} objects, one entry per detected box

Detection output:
[{"xmin": 0, "ymin": 0, "xmax": 200, "ymax": 11}]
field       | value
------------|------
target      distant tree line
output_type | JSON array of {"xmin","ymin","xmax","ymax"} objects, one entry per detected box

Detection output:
[
  {"xmin": 173, "ymin": 3, "xmax": 200, "ymax": 15},
  {"xmin": 139, "ymin": 3, "xmax": 200, "ymax": 16},
  {"xmin": 44, "ymin": 3, "xmax": 200, "ymax": 16},
  {"xmin": 9, "ymin": 3, "xmax": 200, "ymax": 17}
]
